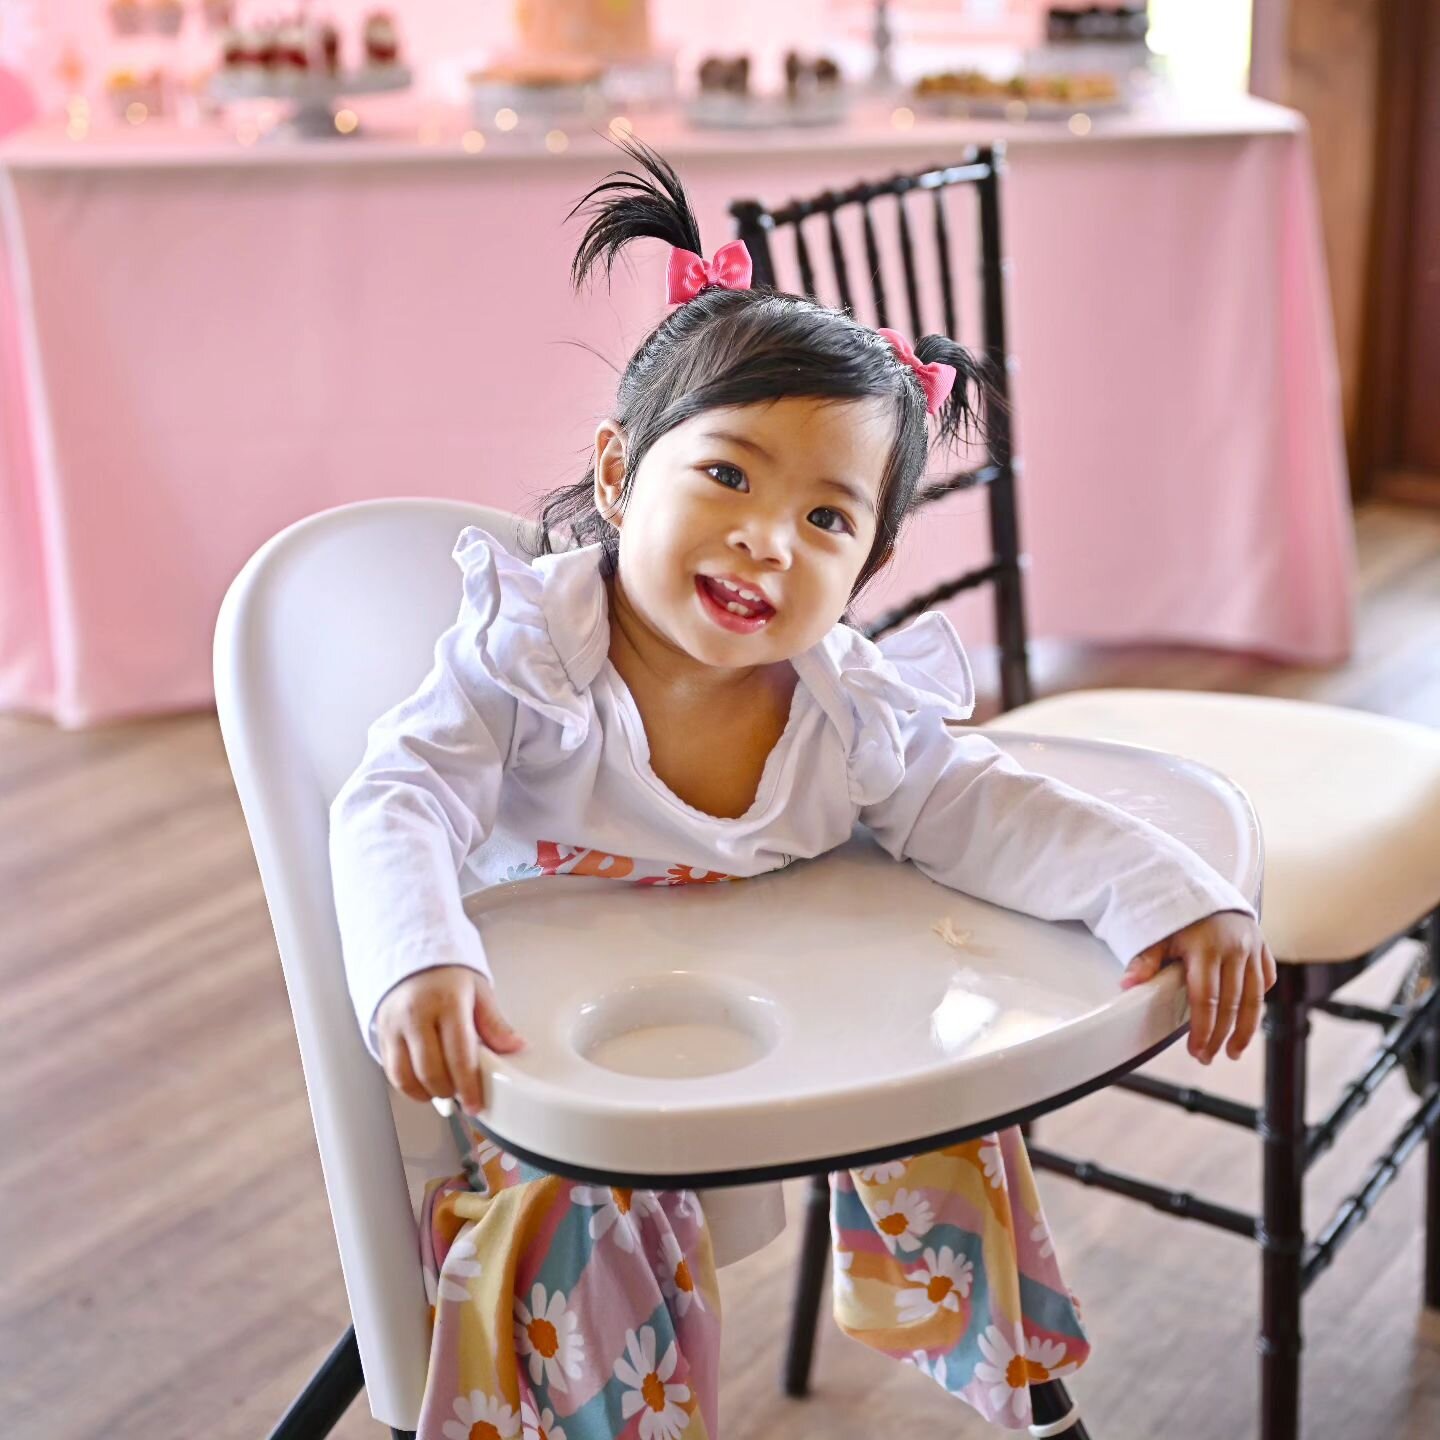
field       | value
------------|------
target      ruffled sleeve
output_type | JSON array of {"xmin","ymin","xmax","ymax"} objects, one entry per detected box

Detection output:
[
  {"xmin": 329, "ymin": 527, "xmax": 606, "ymax": 1062},
  {"xmin": 452, "ymin": 526, "xmax": 599, "ymax": 754},
  {"xmin": 797, "ymin": 611, "xmax": 977, "ymax": 807}
]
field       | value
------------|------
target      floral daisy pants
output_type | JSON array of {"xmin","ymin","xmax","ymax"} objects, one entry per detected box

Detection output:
[{"xmin": 414, "ymin": 1124, "xmax": 1089, "ymax": 1440}]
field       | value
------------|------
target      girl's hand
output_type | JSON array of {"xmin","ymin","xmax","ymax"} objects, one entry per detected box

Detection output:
[
  {"xmin": 1120, "ymin": 912, "xmax": 1276, "ymax": 1063},
  {"xmin": 374, "ymin": 965, "xmax": 525, "ymax": 1113}
]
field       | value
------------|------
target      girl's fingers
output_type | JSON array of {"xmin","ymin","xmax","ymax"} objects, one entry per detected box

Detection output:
[
  {"xmin": 1121, "ymin": 945, "xmax": 1166, "ymax": 990},
  {"xmin": 1203, "ymin": 952, "xmax": 1245, "ymax": 1062},
  {"xmin": 475, "ymin": 996, "xmax": 526, "ymax": 1054},
  {"xmin": 1186, "ymin": 950, "xmax": 1222, "ymax": 1059},
  {"xmin": 1261, "ymin": 943, "xmax": 1278, "ymax": 990},
  {"xmin": 438, "ymin": 1007, "xmax": 486, "ymax": 1114},
  {"xmin": 1227, "ymin": 958, "xmax": 1265, "ymax": 1059},
  {"xmin": 386, "ymin": 1035, "xmax": 430, "ymax": 1105},
  {"xmin": 408, "ymin": 1022, "xmax": 458, "ymax": 1103}
]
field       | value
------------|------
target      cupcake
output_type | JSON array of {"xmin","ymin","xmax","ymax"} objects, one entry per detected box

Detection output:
[
  {"xmin": 362, "ymin": 11, "xmax": 400, "ymax": 67},
  {"xmin": 109, "ymin": 0, "xmax": 144, "ymax": 36},
  {"xmin": 698, "ymin": 54, "xmax": 748, "ymax": 96},
  {"xmin": 277, "ymin": 22, "xmax": 310, "ymax": 70},
  {"xmin": 220, "ymin": 27, "xmax": 246, "ymax": 69},
  {"xmin": 255, "ymin": 24, "xmax": 281, "ymax": 70},
  {"xmin": 318, "ymin": 21, "xmax": 342, "ymax": 75},
  {"xmin": 149, "ymin": 0, "xmax": 184, "ymax": 37}
]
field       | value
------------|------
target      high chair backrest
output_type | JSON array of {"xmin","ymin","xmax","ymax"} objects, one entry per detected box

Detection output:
[{"xmin": 214, "ymin": 497, "xmax": 534, "ymax": 1431}]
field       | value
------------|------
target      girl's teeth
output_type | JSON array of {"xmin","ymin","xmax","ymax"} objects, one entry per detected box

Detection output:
[
  {"xmin": 725, "ymin": 600, "xmax": 755, "ymax": 617},
  {"xmin": 715, "ymin": 578, "xmax": 766, "ymax": 606}
]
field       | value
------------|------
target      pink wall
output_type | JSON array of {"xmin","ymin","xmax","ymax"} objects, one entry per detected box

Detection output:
[{"xmin": 17, "ymin": 1, "xmax": 1047, "ymax": 113}]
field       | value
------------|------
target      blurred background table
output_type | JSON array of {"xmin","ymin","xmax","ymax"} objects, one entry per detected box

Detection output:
[{"xmin": 0, "ymin": 90, "xmax": 1352, "ymax": 725}]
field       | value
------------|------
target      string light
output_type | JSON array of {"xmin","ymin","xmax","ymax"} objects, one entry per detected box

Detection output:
[
  {"xmin": 609, "ymin": 115, "xmax": 633, "ymax": 138},
  {"xmin": 334, "ymin": 108, "xmax": 359, "ymax": 134},
  {"xmin": 890, "ymin": 106, "xmax": 914, "ymax": 129},
  {"xmin": 1005, "ymin": 99, "xmax": 1029, "ymax": 121},
  {"xmin": 461, "ymin": 129, "xmax": 485, "ymax": 153},
  {"xmin": 494, "ymin": 107, "xmax": 518, "ymax": 131},
  {"xmin": 125, "ymin": 101, "xmax": 148, "ymax": 125},
  {"xmin": 544, "ymin": 129, "xmax": 568, "ymax": 153},
  {"xmin": 1067, "ymin": 112, "xmax": 1092, "ymax": 135}
]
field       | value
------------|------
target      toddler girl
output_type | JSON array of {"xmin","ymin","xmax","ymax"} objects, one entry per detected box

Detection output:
[{"xmin": 329, "ymin": 138, "xmax": 1274, "ymax": 1440}]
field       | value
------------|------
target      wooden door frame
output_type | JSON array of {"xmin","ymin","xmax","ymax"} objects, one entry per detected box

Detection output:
[
  {"xmin": 1361, "ymin": 0, "xmax": 1432, "ymax": 501},
  {"xmin": 1249, "ymin": 0, "xmax": 1291, "ymax": 102}
]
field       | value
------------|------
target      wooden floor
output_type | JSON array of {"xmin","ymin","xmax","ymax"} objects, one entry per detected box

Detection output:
[{"xmin": 2, "ymin": 500, "xmax": 1438, "ymax": 1440}]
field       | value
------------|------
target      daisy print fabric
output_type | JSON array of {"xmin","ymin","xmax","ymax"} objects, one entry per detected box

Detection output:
[
  {"xmin": 832, "ymin": 1131, "xmax": 1089, "ymax": 1429},
  {"xmin": 413, "ymin": 1123, "xmax": 1086, "ymax": 1437},
  {"xmin": 415, "ymin": 1141, "xmax": 720, "ymax": 1440}
]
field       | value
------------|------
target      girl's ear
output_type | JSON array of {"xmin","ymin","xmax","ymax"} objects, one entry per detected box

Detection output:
[{"xmin": 593, "ymin": 419, "xmax": 628, "ymax": 528}]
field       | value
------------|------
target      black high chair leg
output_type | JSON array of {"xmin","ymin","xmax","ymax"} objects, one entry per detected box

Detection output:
[
  {"xmin": 1031, "ymin": 1378, "xmax": 1092, "ymax": 1436},
  {"xmin": 783, "ymin": 1172, "xmax": 833, "ymax": 1396},
  {"xmin": 265, "ymin": 1326, "xmax": 365, "ymax": 1440}
]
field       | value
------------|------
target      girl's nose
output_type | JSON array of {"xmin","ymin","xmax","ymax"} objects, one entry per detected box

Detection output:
[{"xmin": 729, "ymin": 519, "xmax": 792, "ymax": 569}]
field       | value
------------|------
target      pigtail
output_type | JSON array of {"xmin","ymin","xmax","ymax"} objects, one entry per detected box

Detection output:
[
  {"xmin": 567, "ymin": 134, "xmax": 705, "ymax": 293},
  {"xmin": 912, "ymin": 334, "xmax": 1003, "ymax": 452}
]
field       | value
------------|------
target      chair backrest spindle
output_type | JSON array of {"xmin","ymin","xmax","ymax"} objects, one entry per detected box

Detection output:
[
  {"xmin": 822, "ymin": 197, "xmax": 855, "ymax": 315},
  {"xmin": 860, "ymin": 196, "xmax": 888, "ymax": 326},
  {"xmin": 931, "ymin": 184, "xmax": 959, "ymax": 339},
  {"xmin": 895, "ymin": 188, "xmax": 924, "ymax": 338}
]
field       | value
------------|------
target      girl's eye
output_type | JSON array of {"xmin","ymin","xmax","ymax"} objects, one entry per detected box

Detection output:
[
  {"xmin": 704, "ymin": 463, "xmax": 748, "ymax": 491},
  {"xmin": 808, "ymin": 506, "xmax": 854, "ymax": 536}
]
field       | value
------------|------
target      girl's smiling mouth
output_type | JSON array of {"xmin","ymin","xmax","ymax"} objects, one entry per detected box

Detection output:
[{"xmin": 695, "ymin": 574, "xmax": 777, "ymax": 632}]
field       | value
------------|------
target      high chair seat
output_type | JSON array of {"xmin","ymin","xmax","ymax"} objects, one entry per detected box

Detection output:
[{"xmin": 984, "ymin": 689, "xmax": 1440, "ymax": 962}]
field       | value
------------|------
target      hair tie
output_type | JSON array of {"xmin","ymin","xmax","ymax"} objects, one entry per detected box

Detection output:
[
  {"xmin": 666, "ymin": 240, "xmax": 753, "ymax": 304},
  {"xmin": 876, "ymin": 327, "xmax": 956, "ymax": 416}
]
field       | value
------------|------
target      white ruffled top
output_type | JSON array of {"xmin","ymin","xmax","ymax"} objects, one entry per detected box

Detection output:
[{"xmin": 330, "ymin": 527, "xmax": 1253, "ymax": 1059}]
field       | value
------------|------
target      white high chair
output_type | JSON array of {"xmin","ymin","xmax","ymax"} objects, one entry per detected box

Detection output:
[{"xmin": 215, "ymin": 497, "xmax": 1263, "ymax": 1439}]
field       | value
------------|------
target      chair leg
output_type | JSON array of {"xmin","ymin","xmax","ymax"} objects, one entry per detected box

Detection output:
[
  {"xmin": 782, "ymin": 1172, "xmax": 832, "ymax": 1398},
  {"xmin": 1425, "ymin": 911, "xmax": 1440, "ymax": 1310},
  {"xmin": 1030, "ymin": 1377, "xmax": 1092, "ymax": 1437},
  {"xmin": 1258, "ymin": 966, "xmax": 1309, "ymax": 1440},
  {"xmin": 266, "ymin": 1326, "xmax": 365, "ymax": 1440}
]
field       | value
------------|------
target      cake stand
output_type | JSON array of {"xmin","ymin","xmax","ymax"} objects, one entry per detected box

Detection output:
[
  {"xmin": 684, "ymin": 88, "xmax": 851, "ymax": 130},
  {"xmin": 210, "ymin": 65, "xmax": 412, "ymax": 140}
]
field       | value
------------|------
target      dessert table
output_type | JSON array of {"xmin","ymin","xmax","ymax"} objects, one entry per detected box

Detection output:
[{"xmin": 0, "ymin": 91, "xmax": 1353, "ymax": 726}]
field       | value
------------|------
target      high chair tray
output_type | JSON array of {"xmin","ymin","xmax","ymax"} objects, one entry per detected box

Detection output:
[{"xmin": 468, "ymin": 732, "xmax": 1262, "ymax": 1185}]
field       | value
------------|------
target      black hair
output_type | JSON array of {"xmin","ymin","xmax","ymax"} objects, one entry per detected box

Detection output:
[{"xmin": 539, "ymin": 135, "xmax": 995, "ymax": 597}]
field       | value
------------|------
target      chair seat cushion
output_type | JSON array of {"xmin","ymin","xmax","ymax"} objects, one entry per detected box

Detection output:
[{"xmin": 984, "ymin": 690, "xmax": 1440, "ymax": 962}]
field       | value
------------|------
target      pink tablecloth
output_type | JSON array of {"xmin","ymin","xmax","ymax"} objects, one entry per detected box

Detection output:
[{"xmin": 0, "ymin": 96, "xmax": 1353, "ymax": 726}]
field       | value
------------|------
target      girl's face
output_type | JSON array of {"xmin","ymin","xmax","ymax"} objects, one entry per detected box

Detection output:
[{"xmin": 595, "ymin": 395, "xmax": 893, "ymax": 669}]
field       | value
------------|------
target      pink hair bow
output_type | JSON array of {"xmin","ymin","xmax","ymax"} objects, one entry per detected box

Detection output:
[
  {"xmin": 877, "ymin": 327, "xmax": 956, "ymax": 416},
  {"xmin": 666, "ymin": 239, "xmax": 753, "ymax": 304}
]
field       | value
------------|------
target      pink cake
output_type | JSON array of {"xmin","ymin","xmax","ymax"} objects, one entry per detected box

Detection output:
[{"xmin": 512, "ymin": 0, "xmax": 652, "ymax": 64}]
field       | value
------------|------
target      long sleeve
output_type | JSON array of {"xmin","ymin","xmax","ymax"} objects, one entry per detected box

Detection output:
[
  {"xmin": 329, "ymin": 613, "xmax": 518, "ymax": 1062},
  {"xmin": 860, "ymin": 708, "xmax": 1254, "ymax": 965}
]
